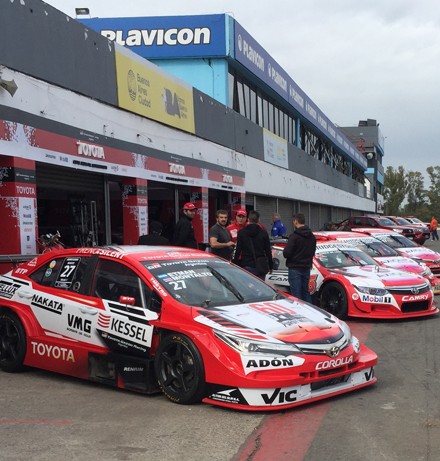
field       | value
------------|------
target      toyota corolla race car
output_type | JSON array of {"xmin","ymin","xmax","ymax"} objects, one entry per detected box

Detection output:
[
  {"xmin": 0, "ymin": 246, "xmax": 377, "ymax": 411},
  {"xmin": 356, "ymin": 229, "xmax": 440, "ymax": 276},
  {"xmin": 267, "ymin": 240, "xmax": 437, "ymax": 320},
  {"xmin": 314, "ymin": 231, "xmax": 440, "ymax": 294}
]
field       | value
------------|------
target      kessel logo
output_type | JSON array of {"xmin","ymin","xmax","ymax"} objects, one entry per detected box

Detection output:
[{"xmin": 326, "ymin": 346, "xmax": 340, "ymax": 358}]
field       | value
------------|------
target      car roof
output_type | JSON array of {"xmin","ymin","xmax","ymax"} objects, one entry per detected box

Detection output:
[
  {"xmin": 314, "ymin": 231, "xmax": 368, "ymax": 240},
  {"xmin": 34, "ymin": 246, "xmax": 215, "ymax": 264},
  {"xmin": 352, "ymin": 228, "xmax": 397, "ymax": 235}
]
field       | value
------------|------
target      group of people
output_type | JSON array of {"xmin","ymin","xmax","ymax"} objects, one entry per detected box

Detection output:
[{"xmin": 138, "ymin": 203, "xmax": 316, "ymax": 302}]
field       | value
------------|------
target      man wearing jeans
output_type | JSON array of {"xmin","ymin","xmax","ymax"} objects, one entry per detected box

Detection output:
[{"xmin": 283, "ymin": 213, "xmax": 316, "ymax": 302}]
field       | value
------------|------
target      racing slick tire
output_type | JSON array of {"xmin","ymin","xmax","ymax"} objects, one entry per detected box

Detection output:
[
  {"xmin": 319, "ymin": 282, "xmax": 349, "ymax": 319},
  {"xmin": 0, "ymin": 310, "xmax": 27, "ymax": 373},
  {"xmin": 154, "ymin": 333, "xmax": 206, "ymax": 405}
]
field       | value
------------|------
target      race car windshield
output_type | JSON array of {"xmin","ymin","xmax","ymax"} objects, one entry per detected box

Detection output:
[
  {"xmin": 143, "ymin": 259, "xmax": 282, "ymax": 307},
  {"xmin": 394, "ymin": 217, "xmax": 411, "ymax": 225},
  {"xmin": 361, "ymin": 240, "xmax": 398, "ymax": 257},
  {"xmin": 377, "ymin": 217, "xmax": 397, "ymax": 226},
  {"xmin": 316, "ymin": 249, "xmax": 377, "ymax": 268},
  {"xmin": 375, "ymin": 234, "xmax": 418, "ymax": 248}
]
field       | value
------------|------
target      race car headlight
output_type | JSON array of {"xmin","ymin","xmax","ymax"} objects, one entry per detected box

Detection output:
[
  {"xmin": 338, "ymin": 320, "xmax": 360, "ymax": 352},
  {"xmin": 420, "ymin": 265, "xmax": 433, "ymax": 277},
  {"xmin": 392, "ymin": 228, "xmax": 403, "ymax": 234},
  {"xmin": 339, "ymin": 320, "xmax": 352, "ymax": 342},
  {"xmin": 214, "ymin": 330, "xmax": 302, "ymax": 356},
  {"xmin": 352, "ymin": 335, "xmax": 360, "ymax": 353},
  {"xmin": 354, "ymin": 285, "xmax": 389, "ymax": 296}
]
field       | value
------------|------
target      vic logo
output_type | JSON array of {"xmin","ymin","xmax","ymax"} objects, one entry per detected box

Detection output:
[
  {"xmin": 67, "ymin": 314, "xmax": 92, "ymax": 334},
  {"xmin": 261, "ymin": 387, "xmax": 297, "ymax": 405},
  {"xmin": 364, "ymin": 368, "xmax": 374, "ymax": 381}
]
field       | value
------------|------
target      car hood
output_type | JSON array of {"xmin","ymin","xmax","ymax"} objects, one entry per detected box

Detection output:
[
  {"xmin": 397, "ymin": 247, "xmax": 440, "ymax": 262},
  {"xmin": 327, "ymin": 265, "xmax": 426, "ymax": 286},
  {"xmin": 193, "ymin": 297, "xmax": 344, "ymax": 345},
  {"xmin": 374, "ymin": 256, "xmax": 424, "ymax": 274}
]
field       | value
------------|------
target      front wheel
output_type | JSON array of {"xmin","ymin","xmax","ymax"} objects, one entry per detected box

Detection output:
[
  {"xmin": 0, "ymin": 311, "xmax": 27, "ymax": 372},
  {"xmin": 154, "ymin": 333, "xmax": 206, "ymax": 404},
  {"xmin": 319, "ymin": 282, "xmax": 348, "ymax": 319}
]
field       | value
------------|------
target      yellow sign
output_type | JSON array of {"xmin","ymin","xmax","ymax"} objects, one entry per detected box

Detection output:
[{"xmin": 115, "ymin": 51, "xmax": 195, "ymax": 134}]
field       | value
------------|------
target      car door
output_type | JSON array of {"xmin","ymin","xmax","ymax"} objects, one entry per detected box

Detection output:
[{"xmin": 90, "ymin": 258, "xmax": 159, "ymax": 358}]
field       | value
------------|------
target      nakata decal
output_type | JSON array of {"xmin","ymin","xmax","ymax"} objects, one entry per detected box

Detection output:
[
  {"xmin": 31, "ymin": 341, "xmax": 75, "ymax": 362},
  {"xmin": 316, "ymin": 356, "xmax": 353, "ymax": 370},
  {"xmin": 31, "ymin": 294, "xmax": 63, "ymax": 315}
]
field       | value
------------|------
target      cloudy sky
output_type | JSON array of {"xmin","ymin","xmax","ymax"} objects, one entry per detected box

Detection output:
[{"xmin": 44, "ymin": 0, "xmax": 440, "ymax": 177}]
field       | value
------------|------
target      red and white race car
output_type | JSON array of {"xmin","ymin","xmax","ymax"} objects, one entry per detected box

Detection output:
[
  {"xmin": 355, "ymin": 229, "xmax": 440, "ymax": 276},
  {"xmin": 267, "ymin": 240, "xmax": 437, "ymax": 320},
  {"xmin": 0, "ymin": 246, "xmax": 377, "ymax": 411},
  {"xmin": 314, "ymin": 231, "xmax": 440, "ymax": 294}
]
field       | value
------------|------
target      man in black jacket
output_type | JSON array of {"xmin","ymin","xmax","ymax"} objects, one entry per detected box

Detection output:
[
  {"xmin": 173, "ymin": 202, "xmax": 198, "ymax": 248},
  {"xmin": 283, "ymin": 213, "xmax": 316, "ymax": 302},
  {"xmin": 233, "ymin": 210, "xmax": 273, "ymax": 280}
]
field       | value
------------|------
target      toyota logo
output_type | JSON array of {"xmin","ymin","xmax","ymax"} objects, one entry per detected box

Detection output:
[
  {"xmin": 411, "ymin": 287, "xmax": 419, "ymax": 294},
  {"xmin": 326, "ymin": 346, "xmax": 340, "ymax": 358}
]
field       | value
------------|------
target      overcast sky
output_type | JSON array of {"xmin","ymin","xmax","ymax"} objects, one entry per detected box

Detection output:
[{"xmin": 44, "ymin": 0, "xmax": 440, "ymax": 177}]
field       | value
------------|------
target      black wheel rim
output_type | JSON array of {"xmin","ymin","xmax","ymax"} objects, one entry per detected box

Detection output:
[
  {"xmin": 158, "ymin": 342, "xmax": 196, "ymax": 395},
  {"xmin": 322, "ymin": 286, "xmax": 346, "ymax": 317},
  {"xmin": 0, "ymin": 318, "xmax": 21, "ymax": 363}
]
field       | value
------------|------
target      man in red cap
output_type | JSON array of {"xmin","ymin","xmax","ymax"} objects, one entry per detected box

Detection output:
[
  {"xmin": 173, "ymin": 202, "xmax": 198, "ymax": 248},
  {"xmin": 227, "ymin": 209, "xmax": 248, "ymax": 243}
]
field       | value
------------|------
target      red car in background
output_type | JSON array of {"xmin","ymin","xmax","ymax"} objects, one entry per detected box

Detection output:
[
  {"xmin": 385, "ymin": 216, "xmax": 430, "ymax": 243},
  {"xmin": 314, "ymin": 231, "xmax": 440, "ymax": 294},
  {"xmin": 337, "ymin": 216, "xmax": 426, "ymax": 244},
  {"xmin": 267, "ymin": 240, "xmax": 437, "ymax": 320},
  {"xmin": 405, "ymin": 216, "xmax": 431, "ymax": 230},
  {"xmin": 355, "ymin": 229, "xmax": 440, "ymax": 276}
]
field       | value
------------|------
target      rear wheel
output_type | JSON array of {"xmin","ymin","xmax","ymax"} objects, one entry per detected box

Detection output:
[
  {"xmin": 0, "ymin": 311, "xmax": 27, "ymax": 372},
  {"xmin": 154, "ymin": 333, "xmax": 206, "ymax": 404},
  {"xmin": 319, "ymin": 282, "xmax": 348, "ymax": 319}
]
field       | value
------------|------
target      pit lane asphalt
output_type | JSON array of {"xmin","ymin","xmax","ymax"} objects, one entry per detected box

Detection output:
[{"xmin": 1, "ymin": 238, "xmax": 440, "ymax": 461}]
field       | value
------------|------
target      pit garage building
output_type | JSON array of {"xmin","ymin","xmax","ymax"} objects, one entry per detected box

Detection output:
[{"xmin": 0, "ymin": 1, "xmax": 375, "ymax": 271}]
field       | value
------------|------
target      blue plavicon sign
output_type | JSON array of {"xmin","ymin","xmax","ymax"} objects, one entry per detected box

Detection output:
[
  {"xmin": 80, "ymin": 14, "xmax": 227, "ymax": 59},
  {"xmin": 234, "ymin": 20, "xmax": 366, "ymax": 169}
]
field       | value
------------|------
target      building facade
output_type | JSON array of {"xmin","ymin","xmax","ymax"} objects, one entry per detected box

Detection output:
[{"xmin": 0, "ymin": 1, "xmax": 375, "ymax": 272}]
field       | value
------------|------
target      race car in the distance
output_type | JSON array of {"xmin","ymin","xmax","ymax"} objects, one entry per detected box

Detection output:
[
  {"xmin": 267, "ymin": 240, "xmax": 437, "ymax": 320},
  {"xmin": 0, "ymin": 246, "xmax": 377, "ymax": 411},
  {"xmin": 355, "ymin": 228, "xmax": 440, "ymax": 276},
  {"xmin": 314, "ymin": 231, "xmax": 440, "ymax": 294}
]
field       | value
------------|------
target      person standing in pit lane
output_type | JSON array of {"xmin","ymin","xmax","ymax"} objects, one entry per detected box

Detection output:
[
  {"xmin": 209, "ymin": 209, "xmax": 235, "ymax": 260},
  {"xmin": 173, "ymin": 202, "xmax": 199, "ymax": 249},
  {"xmin": 227, "ymin": 209, "xmax": 248, "ymax": 243},
  {"xmin": 283, "ymin": 213, "xmax": 316, "ymax": 303}
]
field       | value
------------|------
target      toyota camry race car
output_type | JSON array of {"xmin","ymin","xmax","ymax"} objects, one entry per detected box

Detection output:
[
  {"xmin": 0, "ymin": 246, "xmax": 377, "ymax": 411},
  {"xmin": 314, "ymin": 231, "xmax": 440, "ymax": 294},
  {"xmin": 356, "ymin": 229, "xmax": 440, "ymax": 276},
  {"xmin": 267, "ymin": 240, "xmax": 437, "ymax": 320}
]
